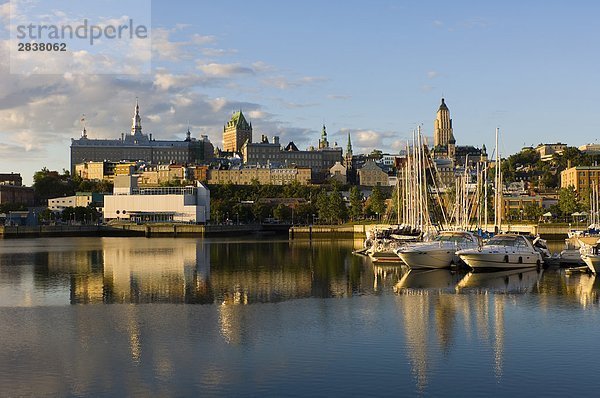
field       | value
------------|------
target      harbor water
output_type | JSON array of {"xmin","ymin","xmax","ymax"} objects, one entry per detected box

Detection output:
[{"xmin": 0, "ymin": 237, "xmax": 599, "ymax": 396}]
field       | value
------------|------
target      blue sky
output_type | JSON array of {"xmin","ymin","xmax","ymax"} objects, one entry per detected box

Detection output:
[{"xmin": 1, "ymin": 0, "xmax": 599, "ymax": 183}]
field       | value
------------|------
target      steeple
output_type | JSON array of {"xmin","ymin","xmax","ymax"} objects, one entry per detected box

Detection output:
[
  {"xmin": 346, "ymin": 131, "xmax": 353, "ymax": 156},
  {"xmin": 131, "ymin": 97, "xmax": 142, "ymax": 135},
  {"xmin": 319, "ymin": 124, "xmax": 329, "ymax": 149}
]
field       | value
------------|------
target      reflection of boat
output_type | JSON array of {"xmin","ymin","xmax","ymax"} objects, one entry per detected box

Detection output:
[
  {"xmin": 457, "ymin": 234, "xmax": 542, "ymax": 270},
  {"xmin": 578, "ymin": 237, "xmax": 600, "ymax": 274},
  {"xmin": 394, "ymin": 269, "xmax": 463, "ymax": 292},
  {"xmin": 563, "ymin": 273, "xmax": 598, "ymax": 308},
  {"xmin": 396, "ymin": 231, "xmax": 482, "ymax": 269},
  {"xmin": 456, "ymin": 268, "xmax": 542, "ymax": 293}
]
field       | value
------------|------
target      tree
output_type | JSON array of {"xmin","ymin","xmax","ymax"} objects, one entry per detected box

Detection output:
[
  {"xmin": 367, "ymin": 186, "xmax": 385, "ymax": 219},
  {"xmin": 328, "ymin": 188, "xmax": 347, "ymax": 224},
  {"xmin": 523, "ymin": 202, "xmax": 543, "ymax": 221},
  {"xmin": 316, "ymin": 190, "xmax": 331, "ymax": 224},
  {"xmin": 558, "ymin": 187, "xmax": 579, "ymax": 217},
  {"xmin": 349, "ymin": 186, "xmax": 363, "ymax": 221}
]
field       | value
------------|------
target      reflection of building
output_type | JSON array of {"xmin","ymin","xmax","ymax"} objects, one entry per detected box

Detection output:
[
  {"xmin": 102, "ymin": 238, "xmax": 211, "ymax": 303},
  {"xmin": 103, "ymin": 176, "xmax": 210, "ymax": 223},
  {"xmin": 70, "ymin": 100, "xmax": 214, "ymax": 172}
]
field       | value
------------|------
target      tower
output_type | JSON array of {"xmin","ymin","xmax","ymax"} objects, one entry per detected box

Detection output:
[
  {"xmin": 131, "ymin": 98, "xmax": 142, "ymax": 136},
  {"xmin": 433, "ymin": 98, "xmax": 453, "ymax": 148},
  {"xmin": 318, "ymin": 124, "xmax": 329, "ymax": 149},
  {"xmin": 223, "ymin": 110, "xmax": 252, "ymax": 153},
  {"xmin": 345, "ymin": 131, "xmax": 353, "ymax": 169}
]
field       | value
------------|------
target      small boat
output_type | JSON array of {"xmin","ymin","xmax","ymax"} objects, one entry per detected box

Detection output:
[
  {"xmin": 395, "ymin": 231, "xmax": 482, "ymax": 269},
  {"xmin": 457, "ymin": 234, "xmax": 542, "ymax": 270}
]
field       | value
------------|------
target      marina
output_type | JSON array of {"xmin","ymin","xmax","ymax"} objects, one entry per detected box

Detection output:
[{"xmin": 1, "ymin": 236, "xmax": 600, "ymax": 396}]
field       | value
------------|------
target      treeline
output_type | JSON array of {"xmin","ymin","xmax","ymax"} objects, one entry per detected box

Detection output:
[
  {"xmin": 32, "ymin": 168, "xmax": 113, "ymax": 204},
  {"xmin": 208, "ymin": 182, "xmax": 388, "ymax": 225}
]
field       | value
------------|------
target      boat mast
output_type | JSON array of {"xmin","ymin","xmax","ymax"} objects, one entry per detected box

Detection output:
[{"xmin": 494, "ymin": 127, "xmax": 499, "ymax": 232}]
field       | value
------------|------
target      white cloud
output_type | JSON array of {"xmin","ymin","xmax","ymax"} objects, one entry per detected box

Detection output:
[{"xmin": 197, "ymin": 62, "xmax": 254, "ymax": 77}]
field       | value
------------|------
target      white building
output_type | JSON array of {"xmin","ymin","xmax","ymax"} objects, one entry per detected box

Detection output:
[{"xmin": 104, "ymin": 176, "xmax": 210, "ymax": 223}]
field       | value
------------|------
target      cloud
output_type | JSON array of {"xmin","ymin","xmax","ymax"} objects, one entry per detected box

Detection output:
[
  {"xmin": 261, "ymin": 75, "xmax": 329, "ymax": 90},
  {"xmin": 427, "ymin": 71, "xmax": 439, "ymax": 79},
  {"xmin": 197, "ymin": 62, "xmax": 255, "ymax": 77},
  {"xmin": 327, "ymin": 94, "xmax": 352, "ymax": 100}
]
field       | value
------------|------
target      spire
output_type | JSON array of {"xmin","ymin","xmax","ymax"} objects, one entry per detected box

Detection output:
[
  {"xmin": 346, "ymin": 132, "xmax": 353, "ymax": 155},
  {"xmin": 319, "ymin": 124, "xmax": 329, "ymax": 149},
  {"xmin": 131, "ymin": 97, "xmax": 142, "ymax": 135},
  {"xmin": 438, "ymin": 97, "xmax": 448, "ymax": 111},
  {"xmin": 321, "ymin": 124, "xmax": 327, "ymax": 140},
  {"xmin": 80, "ymin": 114, "xmax": 87, "ymax": 138}
]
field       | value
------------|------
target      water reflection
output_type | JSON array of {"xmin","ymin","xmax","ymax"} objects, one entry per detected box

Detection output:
[
  {"xmin": 2, "ymin": 238, "xmax": 600, "ymax": 396},
  {"xmin": 456, "ymin": 268, "xmax": 543, "ymax": 294}
]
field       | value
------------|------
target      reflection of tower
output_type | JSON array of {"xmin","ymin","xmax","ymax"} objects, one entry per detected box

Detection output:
[
  {"xmin": 401, "ymin": 293, "xmax": 431, "ymax": 391},
  {"xmin": 493, "ymin": 296, "xmax": 505, "ymax": 380}
]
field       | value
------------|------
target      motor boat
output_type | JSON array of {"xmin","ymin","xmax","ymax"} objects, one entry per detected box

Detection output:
[
  {"xmin": 456, "ymin": 234, "xmax": 542, "ymax": 270},
  {"xmin": 395, "ymin": 231, "xmax": 482, "ymax": 269}
]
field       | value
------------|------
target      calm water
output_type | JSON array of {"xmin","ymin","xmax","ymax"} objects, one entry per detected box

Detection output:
[{"xmin": 1, "ymin": 237, "xmax": 599, "ymax": 397}]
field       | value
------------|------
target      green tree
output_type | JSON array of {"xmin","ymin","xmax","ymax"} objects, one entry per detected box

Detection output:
[
  {"xmin": 316, "ymin": 190, "xmax": 331, "ymax": 224},
  {"xmin": 349, "ymin": 186, "xmax": 363, "ymax": 221},
  {"xmin": 523, "ymin": 202, "xmax": 543, "ymax": 221},
  {"xmin": 328, "ymin": 188, "xmax": 347, "ymax": 224},
  {"xmin": 367, "ymin": 186, "xmax": 385, "ymax": 219},
  {"xmin": 558, "ymin": 187, "xmax": 579, "ymax": 217}
]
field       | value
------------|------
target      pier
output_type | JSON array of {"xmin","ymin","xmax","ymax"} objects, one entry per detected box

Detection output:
[{"xmin": 0, "ymin": 223, "xmax": 291, "ymax": 239}]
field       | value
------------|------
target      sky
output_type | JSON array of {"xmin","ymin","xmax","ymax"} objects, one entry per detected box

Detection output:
[{"xmin": 1, "ymin": 0, "xmax": 599, "ymax": 184}]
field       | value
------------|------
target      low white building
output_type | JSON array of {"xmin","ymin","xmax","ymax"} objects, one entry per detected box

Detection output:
[{"xmin": 104, "ymin": 176, "xmax": 210, "ymax": 223}]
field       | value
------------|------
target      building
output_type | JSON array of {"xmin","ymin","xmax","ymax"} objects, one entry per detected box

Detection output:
[
  {"xmin": 48, "ymin": 192, "xmax": 106, "ymax": 212},
  {"xmin": 535, "ymin": 143, "xmax": 567, "ymax": 162},
  {"xmin": 70, "ymin": 100, "xmax": 214, "ymax": 172},
  {"xmin": 358, "ymin": 161, "xmax": 389, "ymax": 186},
  {"xmin": 207, "ymin": 166, "xmax": 311, "ymax": 186},
  {"xmin": 0, "ymin": 185, "xmax": 34, "ymax": 206},
  {"xmin": 433, "ymin": 98, "xmax": 455, "ymax": 157},
  {"xmin": 561, "ymin": 166, "xmax": 600, "ymax": 196},
  {"xmin": 329, "ymin": 162, "xmax": 347, "ymax": 184},
  {"xmin": 103, "ymin": 175, "xmax": 210, "ymax": 223},
  {"xmin": 223, "ymin": 110, "xmax": 252, "ymax": 153},
  {"xmin": 0, "ymin": 173, "xmax": 23, "ymax": 186},
  {"xmin": 502, "ymin": 194, "xmax": 557, "ymax": 220},
  {"xmin": 579, "ymin": 143, "xmax": 600, "ymax": 155},
  {"xmin": 241, "ymin": 131, "xmax": 342, "ymax": 179}
]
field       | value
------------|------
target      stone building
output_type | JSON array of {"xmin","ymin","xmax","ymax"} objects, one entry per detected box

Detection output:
[
  {"xmin": 223, "ymin": 110, "xmax": 252, "ymax": 153},
  {"xmin": 70, "ymin": 100, "xmax": 214, "ymax": 172},
  {"xmin": 357, "ymin": 161, "xmax": 389, "ymax": 186},
  {"xmin": 207, "ymin": 166, "xmax": 311, "ymax": 186},
  {"xmin": 433, "ymin": 98, "xmax": 456, "ymax": 158},
  {"xmin": 561, "ymin": 166, "xmax": 600, "ymax": 196}
]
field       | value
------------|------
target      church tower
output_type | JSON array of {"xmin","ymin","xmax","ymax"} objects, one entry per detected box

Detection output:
[
  {"xmin": 345, "ymin": 132, "xmax": 353, "ymax": 169},
  {"xmin": 433, "ymin": 98, "xmax": 453, "ymax": 148},
  {"xmin": 318, "ymin": 124, "xmax": 329, "ymax": 149},
  {"xmin": 131, "ymin": 98, "xmax": 142, "ymax": 136},
  {"xmin": 223, "ymin": 110, "xmax": 252, "ymax": 153}
]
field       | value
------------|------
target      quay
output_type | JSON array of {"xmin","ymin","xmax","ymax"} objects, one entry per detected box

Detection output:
[
  {"xmin": 0, "ymin": 222, "xmax": 575, "ymax": 240},
  {"xmin": 0, "ymin": 223, "xmax": 290, "ymax": 239},
  {"xmin": 289, "ymin": 223, "xmax": 574, "ymax": 240}
]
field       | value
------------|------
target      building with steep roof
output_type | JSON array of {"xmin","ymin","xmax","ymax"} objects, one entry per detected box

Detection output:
[{"xmin": 223, "ymin": 110, "xmax": 253, "ymax": 152}]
